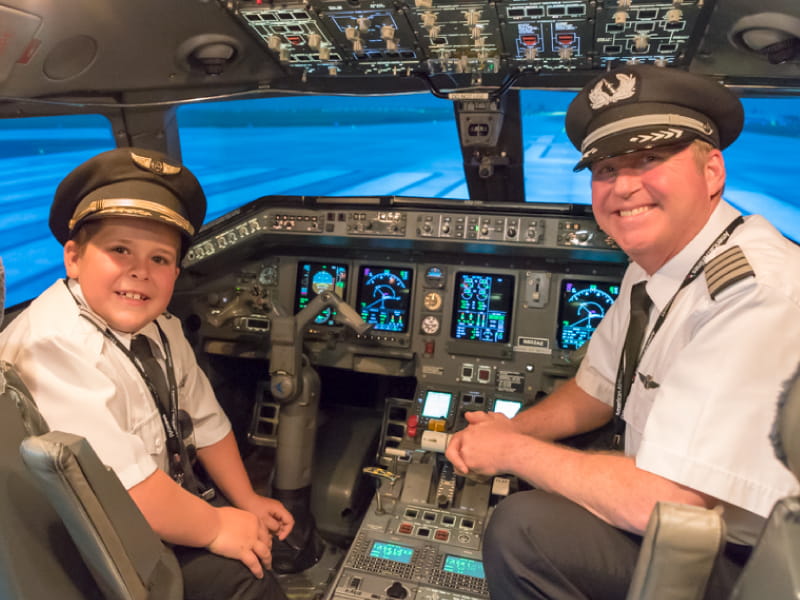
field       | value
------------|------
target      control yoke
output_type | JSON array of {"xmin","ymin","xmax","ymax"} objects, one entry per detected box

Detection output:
[
  {"xmin": 268, "ymin": 290, "xmax": 371, "ymax": 402},
  {"xmin": 266, "ymin": 291, "xmax": 371, "ymax": 571}
]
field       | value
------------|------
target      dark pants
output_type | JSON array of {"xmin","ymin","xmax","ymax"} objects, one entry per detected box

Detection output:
[
  {"xmin": 171, "ymin": 492, "xmax": 287, "ymax": 600},
  {"xmin": 483, "ymin": 490, "xmax": 748, "ymax": 599},
  {"xmin": 172, "ymin": 545, "xmax": 287, "ymax": 600}
]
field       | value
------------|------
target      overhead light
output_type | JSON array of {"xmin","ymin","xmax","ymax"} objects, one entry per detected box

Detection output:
[
  {"xmin": 730, "ymin": 12, "xmax": 800, "ymax": 65},
  {"xmin": 176, "ymin": 34, "xmax": 241, "ymax": 76}
]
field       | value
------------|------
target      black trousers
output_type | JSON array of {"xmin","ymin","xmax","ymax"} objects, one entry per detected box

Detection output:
[
  {"xmin": 172, "ymin": 544, "xmax": 287, "ymax": 600},
  {"xmin": 483, "ymin": 490, "xmax": 748, "ymax": 599},
  {"xmin": 170, "ymin": 492, "xmax": 287, "ymax": 600}
]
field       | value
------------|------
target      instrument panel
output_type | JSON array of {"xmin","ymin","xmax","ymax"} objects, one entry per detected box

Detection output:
[
  {"xmin": 174, "ymin": 196, "xmax": 626, "ymax": 435},
  {"xmin": 172, "ymin": 195, "xmax": 626, "ymax": 597}
]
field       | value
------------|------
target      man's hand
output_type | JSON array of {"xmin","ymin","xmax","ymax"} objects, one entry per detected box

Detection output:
[
  {"xmin": 446, "ymin": 411, "xmax": 526, "ymax": 477},
  {"xmin": 206, "ymin": 506, "xmax": 274, "ymax": 578}
]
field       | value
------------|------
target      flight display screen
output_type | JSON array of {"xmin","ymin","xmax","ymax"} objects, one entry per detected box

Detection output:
[
  {"xmin": 494, "ymin": 398, "xmax": 523, "ymax": 418},
  {"xmin": 557, "ymin": 279, "xmax": 620, "ymax": 350},
  {"xmin": 295, "ymin": 261, "xmax": 348, "ymax": 326},
  {"xmin": 369, "ymin": 541, "xmax": 414, "ymax": 564},
  {"xmin": 421, "ymin": 390, "xmax": 453, "ymax": 419},
  {"xmin": 356, "ymin": 265, "xmax": 413, "ymax": 333},
  {"xmin": 443, "ymin": 555, "xmax": 486, "ymax": 579},
  {"xmin": 451, "ymin": 272, "xmax": 515, "ymax": 343}
]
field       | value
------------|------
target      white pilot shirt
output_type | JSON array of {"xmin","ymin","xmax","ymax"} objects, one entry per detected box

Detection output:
[
  {"xmin": 0, "ymin": 279, "xmax": 231, "ymax": 490},
  {"xmin": 577, "ymin": 200, "xmax": 800, "ymax": 545}
]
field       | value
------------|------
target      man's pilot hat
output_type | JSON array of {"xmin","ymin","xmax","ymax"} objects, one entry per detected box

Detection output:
[
  {"xmin": 565, "ymin": 64, "xmax": 744, "ymax": 171},
  {"xmin": 50, "ymin": 147, "xmax": 206, "ymax": 249}
]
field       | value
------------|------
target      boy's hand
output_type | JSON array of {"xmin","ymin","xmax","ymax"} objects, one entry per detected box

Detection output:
[
  {"xmin": 206, "ymin": 506, "xmax": 273, "ymax": 578},
  {"xmin": 240, "ymin": 496, "xmax": 295, "ymax": 540}
]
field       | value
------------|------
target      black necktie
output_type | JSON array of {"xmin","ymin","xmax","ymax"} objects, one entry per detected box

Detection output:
[
  {"xmin": 129, "ymin": 335, "xmax": 200, "ymax": 492},
  {"xmin": 130, "ymin": 335, "xmax": 170, "ymax": 410},
  {"xmin": 621, "ymin": 281, "xmax": 653, "ymax": 402}
]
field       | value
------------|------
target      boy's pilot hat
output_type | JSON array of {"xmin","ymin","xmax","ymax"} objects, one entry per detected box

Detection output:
[
  {"xmin": 50, "ymin": 147, "xmax": 206, "ymax": 245},
  {"xmin": 565, "ymin": 64, "xmax": 744, "ymax": 171}
]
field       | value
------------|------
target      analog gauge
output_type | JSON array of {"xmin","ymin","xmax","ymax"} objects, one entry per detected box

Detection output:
[
  {"xmin": 421, "ymin": 315, "xmax": 440, "ymax": 335},
  {"xmin": 423, "ymin": 291, "xmax": 442, "ymax": 311},
  {"xmin": 424, "ymin": 265, "xmax": 446, "ymax": 288},
  {"xmin": 257, "ymin": 264, "xmax": 278, "ymax": 286}
]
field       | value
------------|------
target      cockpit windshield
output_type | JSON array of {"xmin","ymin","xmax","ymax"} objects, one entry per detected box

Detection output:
[{"xmin": 1, "ymin": 93, "xmax": 798, "ymax": 308}]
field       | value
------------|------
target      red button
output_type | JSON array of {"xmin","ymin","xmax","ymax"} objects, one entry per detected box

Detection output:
[{"xmin": 407, "ymin": 415, "xmax": 419, "ymax": 438}]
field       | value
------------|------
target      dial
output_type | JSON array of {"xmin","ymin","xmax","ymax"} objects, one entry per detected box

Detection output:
[
  {"xmin": 421, "ymin": 315, "xmax": 440, "ymax": 335},
  {"xmin": 423, "ymin": 291, "xmax": 442, "ymax": 311},
  {"xmin": 257, "ymin": 264, "xmax": 278, "ymax": 286},
  {"xmin": 424, "ymin": 265, "xmax": 446, "ymax": 288}
]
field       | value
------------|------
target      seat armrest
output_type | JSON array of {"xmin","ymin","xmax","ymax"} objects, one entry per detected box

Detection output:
[{"xmin": 626, "ymin": 502, "xmax": 726, "ymax": 600}]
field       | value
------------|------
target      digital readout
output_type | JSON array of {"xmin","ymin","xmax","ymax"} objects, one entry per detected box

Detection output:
[
  {"xmin": 369, "ymin": 541, "xmax": 414, "ymax": 564},
  {"xmin": 443, "ymin": 555, "xmax": 486, "ymax": 579}
]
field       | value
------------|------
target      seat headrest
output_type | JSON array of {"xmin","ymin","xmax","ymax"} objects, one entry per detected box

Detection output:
[
  {"xmin": 0, "ymin": 362, "xmax": 49, "ymax": 437},
  {"xmin": 771, "ymin": 363, "xmax": 800, "ymax": 478}
]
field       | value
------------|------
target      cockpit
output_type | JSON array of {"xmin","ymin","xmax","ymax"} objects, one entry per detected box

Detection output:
[{"xmin": 1, "ymin": 0, "xmax": 800, "ymax": 598}]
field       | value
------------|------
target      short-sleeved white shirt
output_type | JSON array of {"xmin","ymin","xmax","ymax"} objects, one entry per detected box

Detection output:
[
  {"xmin": 577, "ymin": 200, "xmax": 800, "ymax": 545},
  {"xmin": 0, "ymin": 279, "xmax": 231, "ymax": 490}
]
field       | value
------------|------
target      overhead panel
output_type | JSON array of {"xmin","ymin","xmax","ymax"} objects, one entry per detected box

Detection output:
[
  {"xmin": 592, "ymin": 0, "xmax": 709, "ymax": 69},
  {"xmin": 406, "ymin": 2, "xmax": 504, "ymax": 75},
  {"xmin": 229, "ymin": 0, "xmax": 715, "ymax": 80},
  {"xmin": 316, "ymin": 1, "xmax": 419, "ymax": 75},
  {"xmin": 502, "ymin": 1, "xmax": 594, "ymax": 71}
]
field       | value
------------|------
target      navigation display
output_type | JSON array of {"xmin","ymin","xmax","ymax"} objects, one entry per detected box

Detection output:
[
  {"xmin": 369, "ymin": 541, "xmax": 414, "ymax": 564},
  {"xmin": 557, "ymin": 279, "xmax": 620, "ymax": 350},
  {"xmin": 295, "ymin": 261, "xmax": 348, "ymax": 326},
  {"xmin": 451, "ymin": 272, "xmax": 515, "ymax": 343},
  {"xmin": 356, "ymin": 265, "xmax": 413, "ymax": 333},
  {"xmin": 421, "ymin": 390, "xmax": 453, "ymax": 419},
  {"xmin": 443, "ymin": 555, "xmax": 486, "ymax": 579}
]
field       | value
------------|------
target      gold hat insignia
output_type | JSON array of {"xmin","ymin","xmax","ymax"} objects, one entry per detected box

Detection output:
[{"xmin": 130, "ymin": 151, "xmax": 182, "ymax": 176}]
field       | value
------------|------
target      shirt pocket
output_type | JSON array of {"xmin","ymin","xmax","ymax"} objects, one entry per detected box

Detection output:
[
  {"xmin": 623, "ymin": 380, "xmax": 659, "ymax": 440},
  {"xmin": 131, "ymin": 406, "xmax": 168, "ymax": 467}
]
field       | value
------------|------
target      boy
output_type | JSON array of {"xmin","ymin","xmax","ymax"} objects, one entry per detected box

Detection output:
[{"xmin": 0, "ymin": 147, "xmax": 293, "ymax": 600}]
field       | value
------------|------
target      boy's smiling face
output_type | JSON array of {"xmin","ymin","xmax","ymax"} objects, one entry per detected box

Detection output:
[{"xmin": 64, "ymin": 217, "xmax": 181, "ymax": 333}]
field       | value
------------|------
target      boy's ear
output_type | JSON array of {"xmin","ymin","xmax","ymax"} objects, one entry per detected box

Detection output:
[{"xmin": 63, "ymin": 240, "xmax": 81, "ymax": 279}]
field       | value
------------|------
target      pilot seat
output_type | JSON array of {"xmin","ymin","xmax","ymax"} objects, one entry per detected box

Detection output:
[{"xmin": 627, "ymin": 363, "xmax": 800, "ymax": 600}]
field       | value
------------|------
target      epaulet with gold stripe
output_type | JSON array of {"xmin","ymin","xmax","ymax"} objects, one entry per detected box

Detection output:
[{"xmin": 704, "ymin": 245, "xmax": 755, "ymax": 299}]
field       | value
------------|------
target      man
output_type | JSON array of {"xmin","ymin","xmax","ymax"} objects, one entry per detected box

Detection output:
[{"xmin": 445, "ymin": 64, "xmax": 800, "ymax": 599}]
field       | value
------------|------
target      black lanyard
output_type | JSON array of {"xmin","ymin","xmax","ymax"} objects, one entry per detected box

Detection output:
[
  {"xmin": 611, "ymin": 216, "xmax": 745, "ymax": 448},
  {"xmin": 64, "ymin": 280, "xmax": 186, "ymax": 484}
]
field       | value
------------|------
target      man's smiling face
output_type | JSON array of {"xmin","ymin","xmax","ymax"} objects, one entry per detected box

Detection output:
[{"xmin": 590, "ymin": 142, "xmax": 726, "ymax": 274}]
